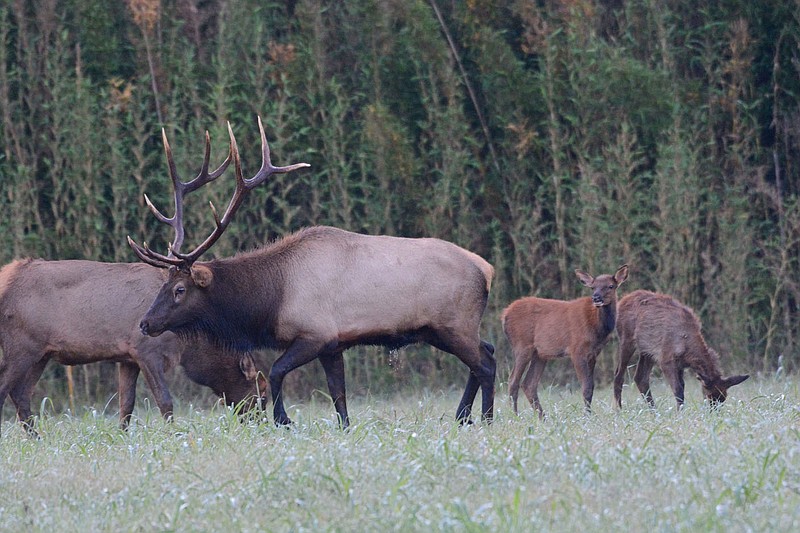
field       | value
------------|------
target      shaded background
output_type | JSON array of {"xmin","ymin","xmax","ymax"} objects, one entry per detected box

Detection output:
[{"xmin": 1, "ymin": 0, "xmax": 798, "ymax": 414}]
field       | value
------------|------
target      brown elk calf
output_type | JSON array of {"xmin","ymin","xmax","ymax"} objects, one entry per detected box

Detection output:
[
  {"xmin": 614, "ymin": 290, "xmax": 749, "ymax": 409},
  {"xmin": 502, "ymin": 265, "xmax": 628, "ymax": 418}
]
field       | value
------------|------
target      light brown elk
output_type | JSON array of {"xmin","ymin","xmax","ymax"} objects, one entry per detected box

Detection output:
[
  {"xmin": 0, "ymin": 259, "xmax": 269, "ymax": 435},
  {"xmin": 502, "ymin": 265, "xmax": 628, "ymax": 418},
  {"xmin": 129, "ymin": 117, "xmax": 497, "ymax": 428},
  {"xmin": 614, "ymin": 289, "xmax": 749, "ymax": 409},
  {"xmin": 0, "ymin": 130, "xmax": 269, "ymax": 436}
]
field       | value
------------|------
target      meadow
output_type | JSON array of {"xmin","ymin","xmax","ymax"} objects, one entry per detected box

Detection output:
[{"xmin": 0, "ymin": 377, "xmax": 797, "ymax": 532}]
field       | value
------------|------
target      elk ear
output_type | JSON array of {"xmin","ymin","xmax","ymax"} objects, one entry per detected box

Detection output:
[
  {"xmin": 575, "ymin": 270, "xmax": 594, "ymax": 287},
  {"xmin": 190, "ymin": 264, "xmax": 214, "ymax": 287},
  {"xmin": 614, "ymin": 264, "xmax": 629, "ymax": 285},
  {"xmin": 239, "ymin": 353, "xmax": 258, "ymax": 380},
  {"xmin": 723, "ymin": 374, "xmax": 749, "ymax": 388}
]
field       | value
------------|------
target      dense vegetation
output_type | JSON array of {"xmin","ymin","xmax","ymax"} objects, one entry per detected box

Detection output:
[{"xmin": 1, "ymin": 1, "xmax": 798, "ymax": 408}]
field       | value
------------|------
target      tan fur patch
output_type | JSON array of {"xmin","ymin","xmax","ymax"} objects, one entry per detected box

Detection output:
[{"xmin": 0, "ymin": 259, "xmax": 30, "ymax": 300}]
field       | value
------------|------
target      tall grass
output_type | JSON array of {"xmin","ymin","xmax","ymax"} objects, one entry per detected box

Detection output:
[{"xmin": 0, "ymin": 378, "xmax": 797, "ymax": 531}]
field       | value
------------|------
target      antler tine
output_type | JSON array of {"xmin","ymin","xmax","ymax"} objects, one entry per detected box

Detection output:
[
  {"xmin": 250, "ymin": 115, "xmax": 311, "ymax": 186},
  {"xmin": 182, "ymin": 130, "xmax": 233, "ymax": 194},
  {"xmin": 143, "ymin": 193, "xmax": 171, "ymax": 224},
  {"xmin": 172, "ymin": 117, "xmax": 310, "ymax": 265},
  {"xmin": 127, "ymin": 236, "xmax": 183, "ymax": 268},
  {"xmin": 159, "ymin": 128, "xmax": 188, "ymax": 256}
]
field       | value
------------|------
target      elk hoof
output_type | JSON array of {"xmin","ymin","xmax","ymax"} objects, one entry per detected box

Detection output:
[{"xmin": 274, "ymin": 415, "xmax": 294, "ymax": 427}]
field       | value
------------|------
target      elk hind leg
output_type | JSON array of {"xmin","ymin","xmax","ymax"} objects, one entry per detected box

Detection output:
[
  {"xmin": 507, "ymin": 345, "xmax": 532, "ymax": 415},
  {"xmin": 433, "ymin": 332, "xmax": 495, "ymax": 424},
  {"xmin": 634, "ymin": 355, "xmax": 656, "ymax": 407},
  {"xmin": 520, "ymin": 355, "xmax": 547, "ymax": 419},
  {"xmin": 318, "ymin": 350, "xmax": 349, "ymax": 429}
]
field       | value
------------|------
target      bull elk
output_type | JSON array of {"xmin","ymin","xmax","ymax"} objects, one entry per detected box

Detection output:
[
  {"xmin": 502, "ymin": 265, "xmax": 628, "ymax": 418},
  {"xmin": 0, "ymin": 259, "xmax": 269, "ymax": 436},
  {"xmin": 128, "ymin": 117, "xmax": 497, "ymax": 428},
  {"xmin": 614, "ymin": 289, "xmax": 749, "ymax": 409}
]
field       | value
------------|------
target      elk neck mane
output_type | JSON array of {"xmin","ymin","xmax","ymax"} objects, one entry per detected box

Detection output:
[
  {"xmin": 594, "ymin": 297, "xmax": 617, "ymax": 337},
  {"xmin": 180, "ymin": 230, "xmax": 334, "ymax": 351},
  {"xmin": 230, "ymin": 226, "xmax": 342, "ymax": 261},
  {"xmin": 687, "ymin": 322, "xmax": 723, "ymax": 380},
  {"xmin": 0, "ymin": 258, "xmax": 34, "ymax": 302}
]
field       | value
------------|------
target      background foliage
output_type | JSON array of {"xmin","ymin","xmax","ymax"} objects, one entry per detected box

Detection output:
[{"xmin": 1, "ymin": 0, "xmax": 798, "ymax": 409}]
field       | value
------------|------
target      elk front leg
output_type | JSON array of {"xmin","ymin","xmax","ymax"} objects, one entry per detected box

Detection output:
[
  {"xmin": 633, "ymin": 356, "xmax": 656, "ymax": 407},
  {"xmin": 660, "ymin": 361, "xmax": 685, "ymax": 409},
  {"xmin": 674, "ymin": 368, "xmax": 686, "ymax": 409},
  {"xmin": 136, "ymin": 358, "xmax": 174, "ymax": 422},
  {"xmin": 0, "ymin": 347, "xmax": 41, "ymax": 438},
  {"xmin": 270, "ymin": 338, "xmax": 328, "ymax": 426},
  {"xmin": 614, "ymin": 339, "xmax": 636, "ymax": 409},
  {"xmin": 10, "ymin": 358, "xmax": 49, "ymax": 434},
  {"xmin": 318, "ymin": 351, "xmax": 349, "ymax": 429},
  {"xmin": 573, "ymin": 356, "xmax": 597, "ymax": 413}
]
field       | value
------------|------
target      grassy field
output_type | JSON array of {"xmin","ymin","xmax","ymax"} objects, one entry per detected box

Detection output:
[{"xmin": 0, "ymin": 377, "xmax": 798, "ymax": 532}]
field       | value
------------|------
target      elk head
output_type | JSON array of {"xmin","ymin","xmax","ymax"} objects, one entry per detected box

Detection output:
[
  {"xmin": 575, "ymin": 264, "xmax": 629, "ymax": 307},
  {"xmin": 129, "ymin": 117, "xmax": 309, "ymax": 337},
  {"xmin": 697, "ymin": 370, "xmax": 750, "ymax": 406}
]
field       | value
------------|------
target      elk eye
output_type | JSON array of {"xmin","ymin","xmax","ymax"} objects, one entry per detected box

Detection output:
[{"xmin": 174, "ymin": 286, "xmax": 186, "ymax": 298}]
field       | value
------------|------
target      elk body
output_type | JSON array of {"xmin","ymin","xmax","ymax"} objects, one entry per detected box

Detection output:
[
  {"xmin": 0, "ymin": 258, "xmax": 269, "ymax": 435},
  {"xmin": 614, "ymin": 289, "xmax": 749, "ymax": 409},
  {"xmin": 129, "ymin": 118, "xmax": 497, "ymax": 427},
  {"xmin": 502, "ymin": 265, "xmax": 629, "ymax": 418}
]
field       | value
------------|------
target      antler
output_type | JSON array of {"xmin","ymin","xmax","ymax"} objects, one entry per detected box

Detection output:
[
  {"xmin": 129, "ymin": 116, "xmax": 310, "ymax": 269},
  {"xmin": 128, "ymin": 126, "xmax": 233, "ymax": 268}
]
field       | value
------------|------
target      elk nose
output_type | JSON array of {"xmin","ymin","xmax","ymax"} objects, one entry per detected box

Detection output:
[{"xmin": 139, "ymin": 320, "xmax": 150, "ymax": 336}]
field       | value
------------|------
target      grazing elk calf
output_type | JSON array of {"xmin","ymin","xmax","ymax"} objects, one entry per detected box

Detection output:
[
  {"xmin": 502, "ymin": 265, "xmax": 628, "ymax": 418},
  {"xmin": 0, "ymin": 259, "xmax": 269, "ymax": 436},
  {"xmin": 129, "ymin": 118, "xmax": 497, "ymax": 428},
  {"xmin": 614, "ymin": 290, "xmax": 749, "ymax": 409}
]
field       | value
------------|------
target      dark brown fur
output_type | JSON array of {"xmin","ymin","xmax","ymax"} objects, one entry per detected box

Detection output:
[
  {"xmin": 0, "ymin": 259, "xmax": 269, "ymax": 435},
  {"xmin": 502, "ymin": 265, "xmax": 628, "ymax": 418},
  {"xmin": 614, "ymin": 289, "xmax": 749, "ymax": 409},
  {"xmin": 138, "ymin": 225, "xmax": 496, "ymax": 428}
]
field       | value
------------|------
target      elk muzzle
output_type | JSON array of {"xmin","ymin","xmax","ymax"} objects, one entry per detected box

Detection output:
[{"xmin": 139, "ymin": 318, "xmax": 163, "ymax": 337}]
